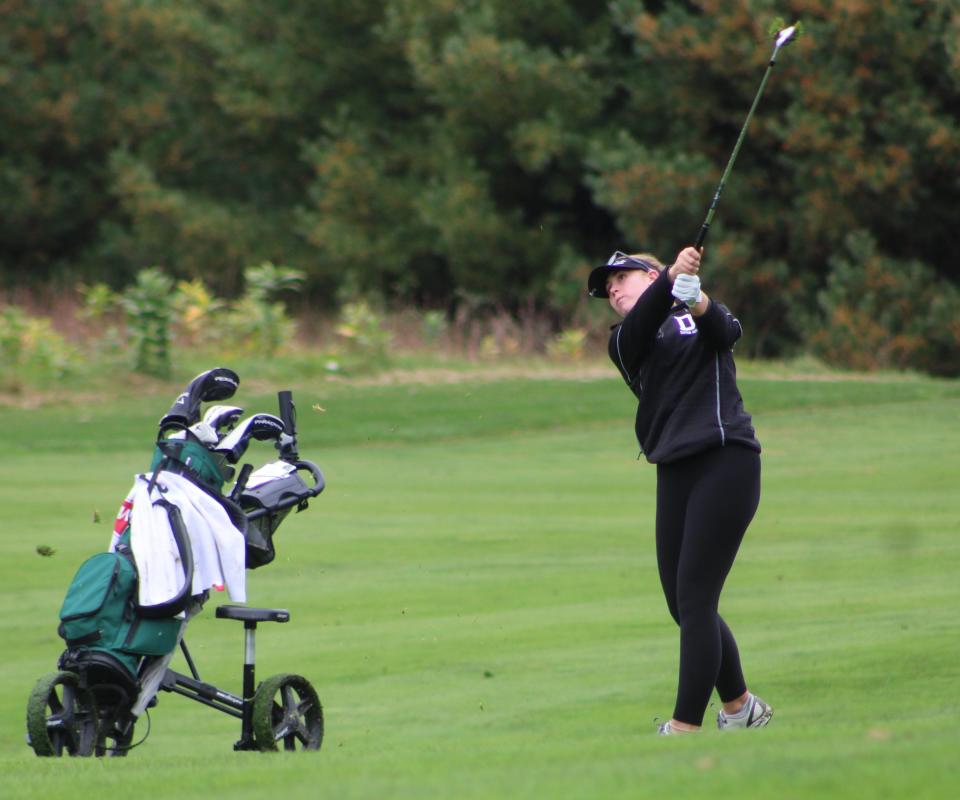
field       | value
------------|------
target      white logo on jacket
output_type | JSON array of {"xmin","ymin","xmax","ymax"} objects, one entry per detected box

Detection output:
[{"xmin": 674, "ymin": 313, "xmax": 697, "ymax": 335}]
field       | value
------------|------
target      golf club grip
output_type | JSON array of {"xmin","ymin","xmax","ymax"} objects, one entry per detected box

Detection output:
[
  {"xmin": 694, "ymin": 223, "xmax": 710, "ymax": 249},
  {"xmin": 229, "ymin": 463, "xmax": 254, "ymax": 503},
  {"xmin": 278, "ymin": 390, "xmax": 296, "ymax": 436}
]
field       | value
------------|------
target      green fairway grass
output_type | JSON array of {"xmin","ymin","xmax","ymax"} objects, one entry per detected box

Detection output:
[{"xmin": 1, "ymin": 366, "xmax": 958, "ymax": 799}]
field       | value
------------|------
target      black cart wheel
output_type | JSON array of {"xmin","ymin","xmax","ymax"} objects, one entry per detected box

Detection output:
[
  {"xmin": 26, "ymin": 671, "xmax": 99, "ymax": 757},
  {"xmin": 252, "ymin": 673, "xmax": 323, "ymax": 751}
]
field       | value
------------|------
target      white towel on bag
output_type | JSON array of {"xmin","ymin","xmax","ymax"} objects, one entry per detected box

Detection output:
[{"xmin": 111, "ymin": 472, "xmax": 247, "ymax": 605}]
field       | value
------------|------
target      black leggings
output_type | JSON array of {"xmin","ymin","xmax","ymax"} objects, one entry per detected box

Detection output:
[{"xmin": 655, "ymin": 445, "xmax": 761, "ymax": 726}]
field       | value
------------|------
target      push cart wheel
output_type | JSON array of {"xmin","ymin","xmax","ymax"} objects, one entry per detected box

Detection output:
[
  {"xmin": 26, "ymin": 671, "xmax": 99, "ymax": 757},
  {"xmin": 252, "ymin": 673, "xmax": 323, "ymax": 751}
]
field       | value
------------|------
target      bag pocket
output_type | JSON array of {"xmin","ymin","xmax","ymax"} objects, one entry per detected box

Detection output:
[
  {"xmin": 120, "ymin": 615, "xmax": 183, "ymax": 656},
  {"xmin": 58, "ymin": 552, "xmax": 137, "ymax": 646}
]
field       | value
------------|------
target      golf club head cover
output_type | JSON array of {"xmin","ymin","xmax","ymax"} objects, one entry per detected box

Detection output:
[
  {"xmin": 187, "ymin": 420, "xmax": 218, "ymax": 445},
  {"xmin": 203, "ymin": 404, "xmax": 245, "ymax": 435},
  {"xmin": 159, "ymin": 368, "xmax": 240, "ymax": 431},
  {"xmin": 214, "ymin": 413, "xmax": 285, "ymax": 463},
  {"xmin": 166, "ymin": 421, "xmax": 218, "ymax": 446}
]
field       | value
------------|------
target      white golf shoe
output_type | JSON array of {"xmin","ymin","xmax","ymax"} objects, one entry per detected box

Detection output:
[
  {"xmin": 716, "ymin": 693, "xmax": 773, "ymax": 730},
  {"xmin": 657, "ymin": 720, "xmax": 697, "ymax": 736}
]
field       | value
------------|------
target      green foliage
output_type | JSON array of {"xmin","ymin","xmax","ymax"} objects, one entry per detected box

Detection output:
[
  {"xmin": 420, "ymin": 309, "xmax": 448, "ymax": 343},
  {"xmin": 172, "ymin": 279, "xmax": 228, "ymax": 348},
  {"xmin": 222, "ymin": 262, "xmax": 304, "ymax": 356},
  {"xmin": 597, "ymin": 0, "xmax": 960, "ymax": 362},
  {"xmin": 120, "ymin": 267, "xmax": 176, "ymax": 378},
  {"xmin": 585, "ymin": 133, "xmax": 714, "ymax": 258},
  {"xmin": 0, "ymin": 1, "xmax": 958, "ymax": 374},
  {"xmin": 807, "ymin": 231, "xmax": 960, "ymax": 376},
  {"xmin": 413, "ymin": 155, "xmax": 546, "ymax": 300},
  {"xmin": 546, "ymin": 327, "xmax": 588, "ymax": 360},
  {"xmin": 77, "ymin": 283, "xmax": 120, "ymax": 325},
  {"xmin": 298, "ymin": 118, "xmax": 434, "ymax": 300},
  {"xmin": 335, "ymin": 299, "xmax": 393, "ymax": 371},
  {"xmin": 77, "ymin": 282, "xmax": 128, "ymax": 370},
  {"xmin": 242, "ymin": 261, "xmax": 304, "ymax": 302},
  {"xmin": 0, "ymin": 1, "xmax": 114, "ymax": 283},
  {"xmin": 0, "ymin": 306, "xmax": 77, "ymax": 390},
  {"xmin": 71, "ymin": 265, "xmax": 304, "ymax": 376}
]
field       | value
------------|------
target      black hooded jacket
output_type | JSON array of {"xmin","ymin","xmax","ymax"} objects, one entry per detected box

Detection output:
[{"xmin": 607, "ymin": 268, "xmax": 760, "ymax": 464}]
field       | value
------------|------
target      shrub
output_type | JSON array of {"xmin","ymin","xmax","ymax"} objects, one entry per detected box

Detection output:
[
  {"xmin": 77, "ymin": 282, "xmax": 129, "ymax": 370},
  {"xmin": 547, "ymin": 327, "xmax": 589, "ymax": 361},
  {"xmin": 173, "ymin": 279, "xmax": 228, "ymax": 348},
  {"xmin": 335, "ymin": 299, "xmax": 393, "ymax": 371},
  {"xmin": 807, "ymin": 231, "xmax": 960, "ymax": 376},
  {"xmin": 0, "ymin": 306, "xmax": 78, "ymax": 391},
  {"xmin": 120, "ymin": 268, "xmax": 176, "ymax": 378},
  {"xmin": 222, "ymin": 262, "xmax": 304, "ymax": 356},
  {"xmin": 421, "ymin": 310, "xmax": 448, "ymax": 344}
]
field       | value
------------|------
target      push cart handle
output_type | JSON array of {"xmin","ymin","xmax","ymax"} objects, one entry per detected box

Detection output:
[
  {"xmin": 296, "ymin": 459, "xmax": 325, "ymax": 496},
  {"xmin": 242, "ymin": 459, "xmax": 325, "ymax": 521}
]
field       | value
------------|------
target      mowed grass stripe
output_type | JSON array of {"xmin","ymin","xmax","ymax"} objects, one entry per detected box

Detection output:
[{"xmin": 2, "ymin": 370, "xmax": 957, "ymax": 453}]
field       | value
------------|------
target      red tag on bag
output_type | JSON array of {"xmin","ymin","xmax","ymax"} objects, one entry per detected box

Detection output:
[{"xmin": 114, "ymin": 499, "xmax": 133, "ymax": 535}]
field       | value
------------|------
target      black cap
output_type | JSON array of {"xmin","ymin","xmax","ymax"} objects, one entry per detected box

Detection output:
[{"xmin": 588, "ymin": 251, "xmax": 658, "ymax": 298}]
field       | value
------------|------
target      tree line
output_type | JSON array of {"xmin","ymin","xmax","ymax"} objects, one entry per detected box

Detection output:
[{"xmin": 2, "ymin": 0, "xmax": 958, "ymax": 372}]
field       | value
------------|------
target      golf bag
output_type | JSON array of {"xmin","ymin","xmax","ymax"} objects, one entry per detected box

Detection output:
[
  {"xmin": 52, "ymin": 429, "xmax": 239, "ymax": 706},
  {"xmin": 28, "ymin": 369, "xmax": 326, "ymax": 757},
  {"xmin": 57, "ymin": 544, "xmax": 184, "ymax": 680}
]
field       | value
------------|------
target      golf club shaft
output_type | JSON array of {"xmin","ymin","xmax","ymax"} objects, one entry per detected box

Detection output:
[{"xmin": 694, "ymin": 39, "xmax": 788, "ymax": 249}]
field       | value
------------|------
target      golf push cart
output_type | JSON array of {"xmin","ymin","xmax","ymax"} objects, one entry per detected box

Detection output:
[{"xmin": 26, "ymin": 368, "xmax": 326, "ymax": 756}]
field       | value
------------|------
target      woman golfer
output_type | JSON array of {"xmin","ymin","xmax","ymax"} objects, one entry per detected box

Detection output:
[{"xmin": 588, "ymin": 246, "xmax": 771, "ymax": 735}]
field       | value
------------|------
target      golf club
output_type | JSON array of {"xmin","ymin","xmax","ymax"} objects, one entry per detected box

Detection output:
[
  {"xmin": 202, "ymin": 404, "xmax": 245, "ymax": 437},
  {"xmin": 214, "ymin": 413, "xmax": 285, "ymax": 463},
  {"xmin": 693, "ymin": 23, "xmax": 798, "ymax": 249},
  {"xmin": 165, "ymin": 405, "xmax": 243, "ymax": 448},
  {"xmin": 186, "ymin": 420, "xmax": 218, "ymax": 445},
  {"xmin": 160, "ymin": 368, "xmax": 241, "ymax": 431}
]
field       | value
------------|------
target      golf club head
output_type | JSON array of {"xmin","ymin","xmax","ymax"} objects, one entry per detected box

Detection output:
[
  {"xmin": 775, "ymin": 24, "xmax": 798, "ymax": 48},
  {"xmin": 160, "ymin": 368, "xmax": 240, "ymax": 431},
  {"xmin": 694, "ymin": 22, "xmax": 799, "ymax": 249},
  {"xmin": 166, "ymin": 420, "xmax": 219, "ymax": 446},
  {"xmin": 203, "ymin": 404, "xmax": 245, "ymax": 436},
  {"xmin": 187, "ymin": 420, "xmax": 218, "ymax": 445},
  {"xmin": 214, "ymin": 413, "xmax": 285, "ymax": 463}
]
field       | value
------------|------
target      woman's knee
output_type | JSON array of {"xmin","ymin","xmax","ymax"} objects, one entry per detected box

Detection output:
[
  {"xmin": 659, "ymin": 582, "xmax": 681, "ymax": 623},
  {"xmin": 676, "ymin": 596, "xmax": 718, "ymax": 629}
]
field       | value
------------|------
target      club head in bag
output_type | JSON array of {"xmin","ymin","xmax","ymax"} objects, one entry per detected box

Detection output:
[
  {"xmin": 187, "ymin": 420, "xmax": 219, "ymax": 445},
  {"xmin": 214, "ymin": 413, "xmax": 285, "ymax": 463},
  {"xmin": 202, "ymin": 405, "xmax": 245, "ymax": 437},
  {"xmin": 160, "ymin": 368, "xmax": 240, "ymax": 431},
  {"xmin": 167, "ymin": 420, "xmax": 220, "ymax": 446}
]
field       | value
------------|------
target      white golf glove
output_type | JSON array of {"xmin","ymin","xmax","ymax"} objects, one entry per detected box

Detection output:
[{"xmin": 672, "ymin": 273, "xmax": 702, "ymax": 306}]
